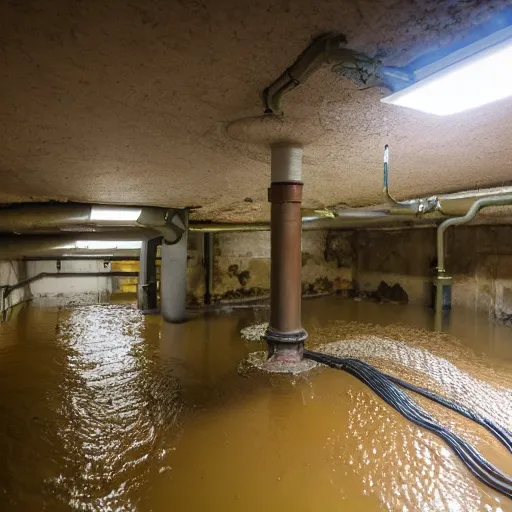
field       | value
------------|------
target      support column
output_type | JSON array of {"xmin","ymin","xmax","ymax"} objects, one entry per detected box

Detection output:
[
  {"xmin": 160, "ymin": 210, "xmax": 189, "ymax": 323},
  {"xmin": 137, "ymin": 236, "xmax": 160, "ymax": 312},
  {"xmin": 203, "ymin": 232, "xmax": 213, "ymax": 305},
  {"xmin": 264, "ymin": 144, "xmax": 307, "ymax": 364}
]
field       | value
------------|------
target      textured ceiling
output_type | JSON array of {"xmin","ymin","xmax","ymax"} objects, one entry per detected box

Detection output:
[{"xmin": 1, "ymin": 0, "xmax": 511, "ymax": 222}]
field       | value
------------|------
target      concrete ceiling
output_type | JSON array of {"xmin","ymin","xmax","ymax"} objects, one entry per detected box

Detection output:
[{"xmin": 1, "ymin": 0, "xmax": 511, "ymax": 222}]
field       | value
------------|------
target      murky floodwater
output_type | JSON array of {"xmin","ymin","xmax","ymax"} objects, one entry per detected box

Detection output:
[{"xmin": 0, "ymin": 297, "xmax": 511, "ymax": 511}]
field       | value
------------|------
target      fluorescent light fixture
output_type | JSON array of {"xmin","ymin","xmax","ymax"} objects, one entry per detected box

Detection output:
[
  {"xmin": 73, "ymin": 241, "xmax": 142, "ymax": 250},
  {"xmin": 382, "ymin": 30, "xmax": 512, "ymax": 116},
  {"xmin": 90, "ymin": 207, "xmax": 142, "ymax": 221}
]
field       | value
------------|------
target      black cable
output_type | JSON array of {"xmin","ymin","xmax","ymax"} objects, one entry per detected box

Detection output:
[
  {"xmin": 307, "ymin": 352, "xmax": 510, "ymax": 486},
  {"xmin": 320, "ymin": 354, "xmax": 512, "ymax": 496},
  {"xmin": 381, "ymin": 370, "xmax": 512, "ymax": 453},
  {"xmin": 319, "ymin": 353, "xmax": 512, "ymax": 495},
  {"xmin": 307, "ymin": 350, "xmax": 512, "ymax": 453},
  {"xmin": 351, "ymin": 359, "xmax": 511, "ymax": 490},
  {"xmin": 304, "ymin": 349, "xmax": 512, "ymax": 499}
]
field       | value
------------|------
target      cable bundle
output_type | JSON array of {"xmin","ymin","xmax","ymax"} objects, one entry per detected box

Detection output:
[{"xmin": 303, "ymin": 349, "xmax": 512, "ymax": 499}]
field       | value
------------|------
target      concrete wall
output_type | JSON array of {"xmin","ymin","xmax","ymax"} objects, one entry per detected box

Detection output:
[
  {"xmin": 1, "ymin": 259, "xmax": 128, "ymax": 315},
  {"xmin": 186, "ymin": 230, "xmax": 355, "ymax": 303},
  {"xmin": 212, "ymin": 231, "xmax": 270, "ymax": 300},
  {"xmin": 4, "ymin": 225, "xmax": 510, "ymax": 321},
  {"xmin": 26, "ymin": 260, "xmax": 117, "ymax": 302},
  {"xmin": 187, "ymin": 233, "xmax": 205, "ymax": 305},
  {"xmin": 347, "ymin": 226, "xmax": 512, "ymax": 321},
  {"xmin": 0, "ymin": 260, "xmax": 30, "ymax": 313},
  {"xmin": 355, "ymin": 228, "xmax": 436, "ymax": 304}
]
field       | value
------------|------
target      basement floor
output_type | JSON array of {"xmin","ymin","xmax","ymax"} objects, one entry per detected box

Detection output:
[{"xmin": 0, "ymin": 296, "xmax": 510, "ymax": 511}]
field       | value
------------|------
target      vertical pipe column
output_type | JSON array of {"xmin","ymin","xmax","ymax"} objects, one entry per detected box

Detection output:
[
  {"xmin": 264, "ymin": 144, "xmax": 307, "ymax": 363},
  {"xmin": 160, "ymin": 210, "xmax": 189, "ymax": 323},
  {"xmin": 203, "ymin": 232, "xmax": 213, "ymax": 305},
  {"xmin": 138, "ymin": 236, "xmax": 160, "ymax": 311},
  {"xmin": 0, "ymin": 288, "xmax": 5, "ymax": 323}
]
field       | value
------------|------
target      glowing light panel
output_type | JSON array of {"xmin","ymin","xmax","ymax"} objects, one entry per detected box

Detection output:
[
  {"xmin": 90, "ymin": 207, "xmax": 142, "ymax": 221},
  {"xmin": 381, "ymin": 37, "xmax": 512, "ymax": 116}
]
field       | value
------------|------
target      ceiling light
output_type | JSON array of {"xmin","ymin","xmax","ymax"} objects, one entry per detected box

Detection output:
[
  {"xmin": 74, "ymin": 241, "xmax": 142, "ymax": 250},
  {"xmin": 381, "ymin": 29, "xmax": 512, "ymax": 116},
  {"xmin": 90, "ymin": 207, "xmax": 142, "ymax": 221}
]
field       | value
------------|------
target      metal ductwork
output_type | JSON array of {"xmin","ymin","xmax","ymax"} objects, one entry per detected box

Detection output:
[
  {"xmin": 0, "ymin": 230, "xmax": 158, "ymax": 260},
  {"xmin": 1, "ymin": 184, "xmax": 512, "ymax": 243},
  {"xmin": 0, "ymin": 203, "xmax": 92, "ymax": 232},
  {"xmin": 0, "ymin": 203, "xmax": 184, "ymax": 243}
]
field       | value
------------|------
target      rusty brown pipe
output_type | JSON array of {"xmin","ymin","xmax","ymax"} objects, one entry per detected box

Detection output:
[
  {"xmin": 265, "ymin": 181, "xmax": 308, "ymax": 363},
  {"xmin": 269, "ymin": 183, "xmax": 303, "ymax": 333}
]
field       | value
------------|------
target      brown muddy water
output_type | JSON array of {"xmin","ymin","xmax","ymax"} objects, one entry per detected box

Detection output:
[{"xmin": 0, "ymin": 296, "xmax": 511, "ymax": 511}]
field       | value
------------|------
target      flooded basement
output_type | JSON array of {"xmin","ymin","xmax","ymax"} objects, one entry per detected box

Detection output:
[{"xmin": 0, "ymin": 296, "xmax": 511, "ymax": 511}]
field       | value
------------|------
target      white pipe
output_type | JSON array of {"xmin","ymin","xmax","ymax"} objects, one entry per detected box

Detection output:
[
  {"xmin": 270, "ymin": 144, "xmax": 303, "ymax": 182},
  {"xmin": 160, "ymin": 211, "xmax": 188, "ymax": 323}
]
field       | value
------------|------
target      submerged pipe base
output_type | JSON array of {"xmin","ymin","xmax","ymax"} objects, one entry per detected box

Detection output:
[
  {"xmin": 268, "ymin": 343, "xmax": 304, "ymax": 363},
  {"xmin": 263, "ymin": 328, "xmax": 308, "ymax": 369},
  {"xmin": 432, "ymin": 274, "xmax": 452, "ymax": 311}
]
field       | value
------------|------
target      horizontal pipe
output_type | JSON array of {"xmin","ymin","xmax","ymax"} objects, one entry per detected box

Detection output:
[
  {"xmin": 178, "ymin": 187, "xmax": 512, "ymax": 231},
  {"xmin": 437, "ymin": 193, "xmax": 512, "ymax": 273},
  {"xmin": 23, "ymin": 256, "xmax": 155, "ymax": 262},
  {"xmin": 1, "ymin": 202, "xmax": 419, "ymax": 233},
  {"xmin": 192, "ymin": 215, "xmax": 441, "ymax": 233},
  {"xmin": 2, "ymin": 271, "xmax": 138, "ymax": 297},
  {"xmin": 189, "ymin": 223, "xmax": 270, "ymax": 232},
  {"xmin": 0, "ymin": 203, "xmax": 179, "ymax": 240},
  {"xmin": 437, "ymin": 187, "xmax": 512, "ymax": 215},
  {"xmin": 0, "ymin": 203, "xmax": 91, "ymax": 231},
  {"xmin": 2, "ymin": 186, "xmax": 512, "ymax": 240},
  {"xmin": 303, "ymin": 215, "xmax": 440, "ymax": 230},
  {"xmin": 336, "ymin": 187, "xmax": 512, "ymax": 220},
  {"xmin": 0, "ymin": 231, "xmax": 159, "ymax": 259},
  {"xmin": 0, "ymin": 203, "xmax": 153, "ymax": 231}
]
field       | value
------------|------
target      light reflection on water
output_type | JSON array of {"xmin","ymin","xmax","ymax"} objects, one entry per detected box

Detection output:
[
  {"xmin": 48, "ymin": 305, "xmax": 181, "ymax": 511},
  {"xmin": 0, "ymin": 297, "xmax": 510, "ymax": 511}
]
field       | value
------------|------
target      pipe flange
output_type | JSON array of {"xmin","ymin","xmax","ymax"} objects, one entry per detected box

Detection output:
[
  {"xmin": 263, "ymin": 328, "xmax": 308, "ymax": 344},
  {"xmin": 267, "ymin": 182, "xmax": 304, "ymax": 203}
]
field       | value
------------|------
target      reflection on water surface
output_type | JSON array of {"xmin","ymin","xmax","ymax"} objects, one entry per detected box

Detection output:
[{"xmin": 0, "ymin": 297, "xmax": 510, "ymax": 511}]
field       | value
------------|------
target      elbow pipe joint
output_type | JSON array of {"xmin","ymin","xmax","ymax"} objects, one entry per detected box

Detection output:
[
  {"xmin": 136, "ymin": 208, "xmax": 187, "ymax": 244},
  {"xmin": 437, "ymin": 193, "xmax": 512, "ymax": 274},
  {"xmin": 383, "ymin": 145, "xmax": 439, "ymax": 216},
  {"xmin": 262, "ymin": 34, "xmax": 409, "ymax": 115}
]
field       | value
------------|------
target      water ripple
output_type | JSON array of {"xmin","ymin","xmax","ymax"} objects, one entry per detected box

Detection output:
[{"xmin": 47, "ymin": 305, "xmax": 182, "ymax": 511}]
